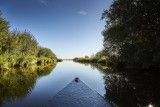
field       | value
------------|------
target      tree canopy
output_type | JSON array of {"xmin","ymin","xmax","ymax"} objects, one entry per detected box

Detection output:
[
  {"xmin": 38, "ymin": 47, "xmax": 56, "ymax": 59},
  {"xmin": 0, "ymin": 10, "xmax": 10, "ymax": 54},
  {"xmin": 0, "ymin": 10, "xmax": 57, "ymax": 69},
  {"xmin": 7, "ymin": 30, "xmax": 39, "ymax": 56},
  {"xmin": 102, "ymin": 0, "xmax": 160, "ymax": 70}
]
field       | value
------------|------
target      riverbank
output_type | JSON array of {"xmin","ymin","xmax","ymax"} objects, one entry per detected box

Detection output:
[
  {"xmin": 0, "ymin": 10, "xmax": 58, "ymax": 71},
  {"xmin": 73, "ymin": 56, "xmax": 112, "ymax": 71},
  {"xmin": 73, "ymin": 57, "xmax": 107, "ymax": 64},
  {"xmin": 0, "ymin": 55, "xmax": 58, "ymax": 71}
]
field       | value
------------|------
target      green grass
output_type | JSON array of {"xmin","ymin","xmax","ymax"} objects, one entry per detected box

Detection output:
[
  {"xmin": 73, "ymin": 56, "xmax": 107, "ymax": 64},
  {"xmin": 0, "ymin": 55, "xmax": 57, "ymax": 71}
]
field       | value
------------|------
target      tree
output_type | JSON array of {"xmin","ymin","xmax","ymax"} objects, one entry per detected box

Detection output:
[
  {"xmin": 8, "ymin": 30, "xmax": 39, "ymax": 56},
  {"xmin": 0, "ymin": 10, "xmax": 10, "ymax": 54},
  {"xmin": 85, "ymin": 56, "xmax": 89, "ymax": 58},
  {"xmin": 102, "ymin": 0, "xmax": 160, "ymax": 70},
  {"xmin": 38, "ymin": 47, "xmax": 56, "ymax": 59},
  {"xmin": 0, "ymin": 10, "xmax": 57, "ymax": 69}
]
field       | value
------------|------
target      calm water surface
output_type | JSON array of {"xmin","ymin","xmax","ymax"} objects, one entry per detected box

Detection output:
[
  {"xmin": 0, "ymin": 61, "xmax": 106, "ymax": 107},
  {"xmin": 0, "ymin": 61, "xmax": 160, "ymax": 107}
]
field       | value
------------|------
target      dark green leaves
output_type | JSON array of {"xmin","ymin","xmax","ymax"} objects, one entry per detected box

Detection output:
[{"xmin": 102, "ymin": 0, "xmax": 160, "ymax": 70}]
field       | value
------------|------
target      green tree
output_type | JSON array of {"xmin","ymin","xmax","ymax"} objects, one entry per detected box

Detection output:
[
  {"xmin": 8, "ymin": 30, "xmax": 39, "ymax": 56},
  {"xmin": 0, "ymin": 10, "xmax": 57, "ymax": 69},
  {"xmin": 102, "ymin": 0, "xmax": 160, "ymax": 70},
  {"xmin": 85, "ymin": 56, "xmax": 89, "ymax": 58},
  {"xmin": 38, "ymin": 47, "xmax": 56, "ymax": 59},
  {"xmin": 0, "ymin": 10, "xmax": 9, "ymax": 54}
]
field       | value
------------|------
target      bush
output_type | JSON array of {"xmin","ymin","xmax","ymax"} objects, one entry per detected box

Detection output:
[
  {"xmin": 15, "ymin": 56, "xmax": 37, "ymax": 67},
  {"xmin": 90, "ymin": 57, "xmax": 99, "ymax": 63},
  {"xmin": 0, "ymin": 56, "xmax": 9, "ymax": 70},
  {"xmin": 0, "ymin": 10, "xmax": 58, "ymax": 70},
  {"xmin": 37, "ymin": 57, "xmax": 56, "ymax": 65},
  {"xmin": 57, "ymin": 59, "xmax": 63, "ymax": 62},
  {"xmin": 97, "ymin": 57, "xmax": 106, "ymax": 64}
]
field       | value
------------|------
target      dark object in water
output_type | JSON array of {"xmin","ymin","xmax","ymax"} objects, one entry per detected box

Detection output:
[{"xmin": 43, "ymin": 78, "xmax": 113, "ymax": 107}]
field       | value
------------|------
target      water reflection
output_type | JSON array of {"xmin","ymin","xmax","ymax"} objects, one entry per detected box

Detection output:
[
  {"xmin": 75, "ymin": 62, "xmax": 160, "ymax": 107},
  {"xmin": 1, "ymin": 61, "xmax": 160, "ymax": 107},
  {"xmin": 74, "ymin": 62, "xmax": 109, "ymax": 74},
  {"xmin": 105, "ymin": 71, "xmax": 160, "ymax": 107},
  {"xmin": 0, "ymin": 64, "xmax": 56, "ymax": 106}
]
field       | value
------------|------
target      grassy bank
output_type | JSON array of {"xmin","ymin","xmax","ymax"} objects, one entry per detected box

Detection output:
[
  {"xmin": 73, "ymin": 56, "xmax": 107, "ymax": 64},
  {"xmin": 0, "ymin": 55, "xmax": 57, "ymax": 71}
]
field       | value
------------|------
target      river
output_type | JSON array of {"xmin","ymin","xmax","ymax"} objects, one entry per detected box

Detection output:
[{"xmin": 0, "ymin": 61, "xmax": 159, "ymax": 107}]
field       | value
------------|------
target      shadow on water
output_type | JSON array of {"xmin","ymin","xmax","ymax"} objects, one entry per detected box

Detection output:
[
  {"xmin": 76, "ymin": 62, "xmax": 160, "ymax": 107},
  {"xmin": 0, "ymin": 64, "xmax": 56, "ymax": 106},
  {"xmin": 104, "ymin": 71, "xmax": 160, "ymax": 107}
]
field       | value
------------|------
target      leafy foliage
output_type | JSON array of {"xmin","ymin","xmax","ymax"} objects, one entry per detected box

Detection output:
[
  {"xmin": 7, "ymin": 30, "xmax": 39, "ymax": 56},
  {"xmin": 0, "ymin": 10, "xmax": 9, "ymax": 54},
  {"xmin": 73, "ymin": 52, "xmax": 108, "ymax": 64},
  {"xmin": 102, "ymin": 0, "xmax": 160, "ymax": 70},
  {"xmin": 0, "ymin": 10, "xmax": 57, "ymax": 70},
  {"xmin": 38, "ymin": 47, "xmax": 56, "ymax": 59}
]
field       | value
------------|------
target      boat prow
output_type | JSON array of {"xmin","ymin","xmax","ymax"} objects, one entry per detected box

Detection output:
[{"xmin": 43, "ymin": 78, "xmax": 113, "ymax": 107}]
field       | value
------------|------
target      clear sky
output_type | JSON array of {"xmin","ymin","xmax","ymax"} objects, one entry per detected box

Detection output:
[{"xmin": 0, "ymin": 0, "xmax": 112, "ymax": 59}]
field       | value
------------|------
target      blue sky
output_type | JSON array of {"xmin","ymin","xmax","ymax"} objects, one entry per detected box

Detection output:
[{"xmin": 0, "ymin": 0, "xmax": 112, "ymax": 59}]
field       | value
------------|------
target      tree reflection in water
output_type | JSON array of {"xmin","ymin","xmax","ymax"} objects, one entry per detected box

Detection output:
[
  {"xmin": 104, "ymin": 71, "xmax": 160, "ymax": 107},
  {"xmin": 0, "ymin": 64, "xmax": 56, "ymax": 106},
  {"xmin": 75, "ymin": 62, "xmax": 160, "ymax": 107}
]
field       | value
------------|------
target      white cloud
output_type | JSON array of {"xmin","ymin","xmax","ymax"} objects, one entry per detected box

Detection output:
[
  {"xmin": 78, "ymin": 11, "xmax": 87, "ymax": 16},
  {"xmin": 39, "ymin": 0, "xmax": 48, "ymax": 6}
]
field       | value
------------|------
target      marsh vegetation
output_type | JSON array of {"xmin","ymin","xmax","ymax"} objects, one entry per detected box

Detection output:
[{"xmin": 0, "ymin": 11, "xmax": 57, "ymax": 70}]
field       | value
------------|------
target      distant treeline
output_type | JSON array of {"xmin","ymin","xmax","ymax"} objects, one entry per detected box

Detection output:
[
  {"xmin": 73, "ymin": 52, "xmax": 107, "ymax": 64},
  {"xmin": 75, "ymin": 0, "xmax": 160, "ymax": 72},
  {"xmin": 0, "ymin": 10, "xmax": 57, "ymax": 70}
]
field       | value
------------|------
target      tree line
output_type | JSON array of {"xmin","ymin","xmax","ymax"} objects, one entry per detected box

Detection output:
[
  {"xmin": 73, "ymin": 50, "xmax": 108, "ymax": 65},
  {"xmin": 101, "ymin": 0, "xmax": 160, "ymax": 71},
  {"xmin": 0, "ymin": 10, "xmax": 57, "ymax": 70},
  {"xmin": 74, "ymin": 0, "xmax": 160, "ymax": 72}
]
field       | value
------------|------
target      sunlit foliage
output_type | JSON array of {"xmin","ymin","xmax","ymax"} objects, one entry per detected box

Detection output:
[
  {"xmin": 38, "ymin": 47, "xmax": 56, "ymax": 59},
  {"xmin": 0, "ymin": 10, "xmax": 9, "ymax": 54},
  {"xmin": 0, "ymin": 10, "xmax": 57, "ymax": 70}
]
